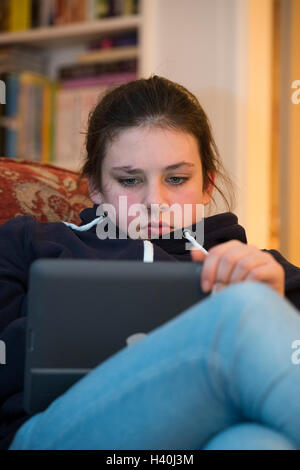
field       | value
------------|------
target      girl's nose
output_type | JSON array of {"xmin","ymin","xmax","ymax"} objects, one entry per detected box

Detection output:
[{"xmin": 142, "ymin": 184, "xmax": 169, "ymax": 211}]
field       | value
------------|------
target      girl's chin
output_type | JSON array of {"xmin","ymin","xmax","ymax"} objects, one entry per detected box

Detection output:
[{"xmin": 136, "ymin": 226, "xmax": 177, "ymax": 240}]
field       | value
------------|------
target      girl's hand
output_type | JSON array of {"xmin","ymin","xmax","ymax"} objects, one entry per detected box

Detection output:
[{"xmin": 190, "ymin": 240, "xmax": 285, "ymax": 297}]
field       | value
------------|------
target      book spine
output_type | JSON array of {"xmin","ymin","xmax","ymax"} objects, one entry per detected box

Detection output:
[
  {"xmin": 42, "ymin": 84, "xmax": 51, "ymax": 163},
  {"xmin": 94, "ymin": 0, "xmax": 110, "ymax": 19},
  {"xmin": 31, "ymin": 0, "xmax": 41, "ymax": 28},
  {"xmin": 9, "ymin": 0, "xmax": 32, "ymax": 31},
  {"xmin": 86, "ymin": 0, "xmax": 95, "ymax": 21},
  {"xmin": 0, "ymin": 0, "xmax": 10, "ymax": 32},
  {"xmin": 24, "ymin": 0, "xmax": 32, "ymax": 30},
  {"xmin": 123, "ymin": 0, "xmax": 133, "ymax": 15},
  {"xmin": 59, "ymin": 58, "xmax": 137, "ymax": 80},
  {"xmin": 9, "ymin": 0, "xmax": 18, "ymax": 32},
  {"xmin": 49, "ymin": 83, "xmax": 59, "ymax": 163},
  {"xmin": 61, "ymin": 71, "xmax": 137, "ymax": 88},
  {"xmin": 53, "ymin": 0, "xmax": 65, "ymax": 26},
  {"xmin": 3, "ymin": 73, "xmax": 19, "ymax": 159},
  {"xmin": 71, "ymin": 0, "xmax": 87, "ymax": 22}
]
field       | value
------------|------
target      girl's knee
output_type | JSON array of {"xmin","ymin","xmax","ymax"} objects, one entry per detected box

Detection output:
[
  {"xmin": 212, "ymin": 280, "xmax": 293, "ymax": 321},
  {"xmin": 202, "ymin": 422, "xmax": 298, "ymax": 450},
  {"xmin": 203, "ymin": 280, "xmax": 300, "ymax": 344},
  {"xmin": 216, "ymin": 280, "xmax": 278, "ymax": 304}
]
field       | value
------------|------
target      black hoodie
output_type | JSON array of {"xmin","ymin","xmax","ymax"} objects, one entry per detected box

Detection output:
[{"xmin": 1, "ymin": 205, "xmax": 300, "ymax": 450}]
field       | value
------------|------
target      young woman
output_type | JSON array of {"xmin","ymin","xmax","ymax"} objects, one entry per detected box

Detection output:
[{"xmin": 1, "ymin": 76, "xmax": 300, "ymax": 450}]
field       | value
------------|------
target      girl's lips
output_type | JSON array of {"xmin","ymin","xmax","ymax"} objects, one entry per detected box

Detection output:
[
  {"xmin": 146, "ymin": 223, "xmax": 173, "ymax": 235},
  {"xmin": 147, "ymin": 222, "xmax": 173, "ymax": 228}
]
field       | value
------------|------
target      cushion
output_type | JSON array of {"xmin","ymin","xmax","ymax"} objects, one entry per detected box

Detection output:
[{"xmin": 0, "ymin": 157, "xmax": 93, "ymax": 226}]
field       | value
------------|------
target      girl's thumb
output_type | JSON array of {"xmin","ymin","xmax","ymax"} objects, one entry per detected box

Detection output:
[{"xmin": 190, "ymin": 247, "xmax": 206, "ymax": 262}]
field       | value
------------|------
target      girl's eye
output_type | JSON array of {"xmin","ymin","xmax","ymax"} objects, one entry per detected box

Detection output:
[
  {"xmin": 118, "ymin": 178, "xmax": 140, "ymax": 187},
  {"xmin": 117, "ymin": 177, "xmax": 189, "ymax": 187},
  {"xmin": 167, "ymin": 177, "xmax": 189, "ymax": 185}
]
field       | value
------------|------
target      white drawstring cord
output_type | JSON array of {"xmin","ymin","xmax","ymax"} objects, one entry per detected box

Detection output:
[
  {"xmin": 143, "ymin": 240, "xmax": 154, "ymax": 262},
  {"xmin": 62, "ymin": 215, "xmax": 106, "ymax": 232},
  {"xmin": 183, "ymin": 229, "xmax": 220, "ymax": 295},
  {"xmin": 182, "ymin": 229, "xmax": 208, "ymax": 255}
]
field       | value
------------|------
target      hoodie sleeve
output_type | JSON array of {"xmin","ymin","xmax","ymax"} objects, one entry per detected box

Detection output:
[
  {"xmin": 0, "ymin": 216, "xmax": 33, "ymax": 449},
  {"xmin": 0, "ymin": 216, "xmax": 32, "ymax": 333},
  {"xmin": 263, "ymin": 248, "xmax": 300, "ymax": 311}
]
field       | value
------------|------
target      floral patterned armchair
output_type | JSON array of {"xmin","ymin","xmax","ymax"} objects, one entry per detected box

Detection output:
[{"xmin": 0, "ymin": 157, "xmax": 93, "ymax": 226}]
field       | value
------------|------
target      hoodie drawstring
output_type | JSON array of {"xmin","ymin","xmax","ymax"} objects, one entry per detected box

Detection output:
[
  {"xmin": 143, "ymin": 240, "xmax": 154, "ymax": 263},
  {"xmin": 62, "ymin": 216, "xmax": 105, "ymax": 232},
  {"xmin": 182, "ymin": 229, "xmax": 208, "ymax": 255},
  {"xmin": 63, "ymin": 214, "xmax": 155, "ymax": 263}
]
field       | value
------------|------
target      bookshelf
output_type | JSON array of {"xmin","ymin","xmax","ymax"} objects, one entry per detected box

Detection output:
[
  {"xmin": 0, "ymin": 15, "xmax": 141, "ymax": 47},
  {"xmin": 0, "ymin": 1, "xmax": 144, "ymax": 170},
  {"xmin": 0, "ymin": 0, "xmax": 284, "ymax": 253}
]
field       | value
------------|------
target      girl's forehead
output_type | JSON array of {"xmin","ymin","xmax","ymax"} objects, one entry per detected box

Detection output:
[
  {"xmin": 104, "ymin": 126, "xmax": 201, "ymax": 168},
  {"xmin": 111, "ymin": 125, "xmax": 196, "ymax": 144}
]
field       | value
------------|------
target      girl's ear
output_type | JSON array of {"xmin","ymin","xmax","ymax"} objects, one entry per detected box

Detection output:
[
  {"xmin": 202, "ymin": 171, "xmax": 215, "ymax": 205},
  {"xmin": 87, "ymin": 178, "xmax": 102, "ymax": 205}
]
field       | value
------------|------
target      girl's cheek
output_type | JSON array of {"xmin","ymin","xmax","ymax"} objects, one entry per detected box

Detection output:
[
  {"xmin": 174, "ymin": 193, "xmax": 205, "ymax": 226},
  {"xmin": 115, "ymin": 194, "xmax": 144, "ymax": 228}
]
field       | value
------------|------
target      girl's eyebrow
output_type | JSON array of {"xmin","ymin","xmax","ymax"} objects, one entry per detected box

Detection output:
[{"xmin": 111, "ymin": 162, "xmax": 195, "ymax": 174}]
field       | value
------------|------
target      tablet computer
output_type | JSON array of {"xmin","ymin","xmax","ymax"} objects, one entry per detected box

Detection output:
[{"xmin": 24, "ymin": 259, "xmax": 208, "ymax": 414}]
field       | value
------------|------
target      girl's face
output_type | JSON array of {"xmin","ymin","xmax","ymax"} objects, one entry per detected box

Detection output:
[{"xmin": 88, "ymin": 126, "xmax": 214, "ymax": 239}]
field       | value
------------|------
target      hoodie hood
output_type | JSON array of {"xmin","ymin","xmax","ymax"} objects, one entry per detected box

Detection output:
[{"xmin": 69, "ymin": 203, "xmax": 247, "ymax": 255}]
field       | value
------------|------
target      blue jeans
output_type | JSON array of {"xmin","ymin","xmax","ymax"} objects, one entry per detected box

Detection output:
[{"xmin": 9, "ymin": 281, "xmax": 300, "ymax": 450}]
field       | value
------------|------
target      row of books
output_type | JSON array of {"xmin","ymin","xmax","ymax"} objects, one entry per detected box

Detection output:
[
  {"xmin": 0, "ymin": 0, "xmax": 140, "ymax": 32},
  {"xmin": 0, "ymin": 59, "xmax": 137, "ymax": 170},
  {"xmin": 0, "ymin": 46, "xmax": 47, "ymax": 74},
  {"xmin": 0, "ymin": 31, "xmax": 137, "ymax": 75}
]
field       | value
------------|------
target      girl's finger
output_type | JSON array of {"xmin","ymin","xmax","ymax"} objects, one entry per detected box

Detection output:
[
  {"xmin": 201, "ymin": 240, "xmax": 249, "ymax": 291},
  {"xmin": 190, "ymin": 248, "xmax": 206, "ymax": 263},
  {"xmin": 228, "ymin": 251, "xmax": 270, "ymax": 284},
  {"xmin": 244, "ymin": 263, "xmax": 285, "ymax": 296},
  {"xmin": 214, "ymin": 244, "xmax": 257, "ymax": 285}
]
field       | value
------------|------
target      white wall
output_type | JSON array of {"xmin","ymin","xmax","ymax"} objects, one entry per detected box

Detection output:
[
  {"xmin": 139, "ymin": 0, "xmax": 273, "ymax": 250},
  {"xmin": 140, "ymin": 0, "xmax": 244, "ymax": 217}
]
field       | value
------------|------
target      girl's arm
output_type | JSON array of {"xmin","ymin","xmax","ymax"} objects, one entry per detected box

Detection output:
[{"xmin": 0, "ymin": 217, "xmax": 32, "ymax": 449}]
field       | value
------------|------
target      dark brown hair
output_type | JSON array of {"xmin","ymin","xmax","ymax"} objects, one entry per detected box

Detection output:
[{"xmin": 78, "ymin": 75, "xmax": 236, "ymax": 212}]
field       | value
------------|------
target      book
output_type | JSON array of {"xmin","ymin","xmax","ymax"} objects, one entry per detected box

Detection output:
[
  {"xmin": 54, "ymin": 70, "xmax": 136, "ymax": 170},
  {"xmin": 0, "ymin": 46, "xmax": 47, "ymax": 75},
  {"xmin": 17, "ymin": 72, "xmax": 57, "ymax": 163},
  {"xmin": 77, "ymin": 46, "xmax": 138, "ymax": 65},
  {"xmin": 94, "ymin": 0, "xmax": 110, "ymax": 19},
  {"xmin": 0, "ymin": 0, "xmax": 140, "ymax": 32},
  {"xmin": 61, "ymin": 70, "xmax": 136, "ymax": 89},
  {"xmin": 0, "ymin": 0, "xmax": 10, "ymax": 32},
  {"xmin": 39, "ymin": 0, "xmax": 56, "ymax": 27},
  {"xmin": 58, "ymin": 58, "xmax": 137, "ymax": 80},
  {"xmin": 9, "ymin": 0, "xmax": 32, "ymax": 32}
]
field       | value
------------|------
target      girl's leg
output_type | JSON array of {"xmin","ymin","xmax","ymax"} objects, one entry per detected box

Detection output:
[
  {"xmin": 203, "ymin": 422, "xmax": 297, "ymax": 450},
  {"xmin": 9, "ymin": 281, "xmax": 300, "ymax": 450}
]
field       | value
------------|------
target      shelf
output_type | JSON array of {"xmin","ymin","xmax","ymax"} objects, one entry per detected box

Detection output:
[
  {"xmin": 0, "ymin": 15, "xmax": 141, "ymax": 48},
  {"xmin": 77, "ymin": 45, "xmax": 139, "ymax": 64}
]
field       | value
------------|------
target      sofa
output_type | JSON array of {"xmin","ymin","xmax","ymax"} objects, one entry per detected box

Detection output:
[{"xmin": 0, "ymin": 157, "xmax": 93, "ymax": 226}]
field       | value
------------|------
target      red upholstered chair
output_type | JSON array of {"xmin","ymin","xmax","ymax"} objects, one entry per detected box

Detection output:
[{"xmin": 0, "ymin": 157, "xmax": 93, "ymax": 226}]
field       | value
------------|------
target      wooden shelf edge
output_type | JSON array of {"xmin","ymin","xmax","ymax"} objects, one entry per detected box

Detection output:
[
  {"xmin": 77, "ymin": 45, "xmax": 139, "ymax": 64},
  {"xmin": 0, "ymin": 15, "xmax": 141, "ymax": 46}
]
